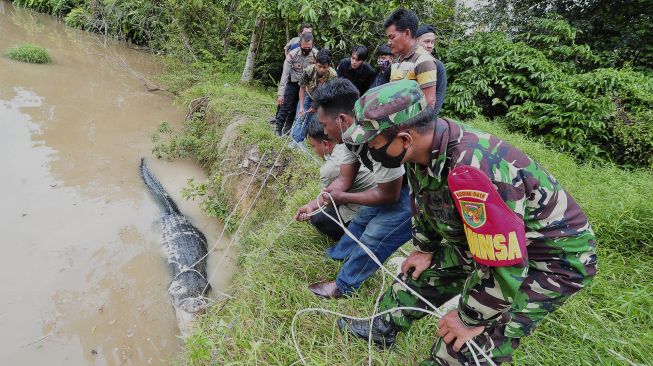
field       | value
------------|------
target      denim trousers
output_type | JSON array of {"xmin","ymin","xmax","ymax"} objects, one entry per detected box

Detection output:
[
  {"xmin": 327, "ymin": 183, "xmax": 412, "ymax": 295},
  {"xmin": 291, "ymin": 95, "xmax": 313, "ymax": 143}
]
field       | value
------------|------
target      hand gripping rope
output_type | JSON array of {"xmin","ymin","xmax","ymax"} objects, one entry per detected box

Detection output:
[{"xmin": 292, "ymin": 191, "xmax": 496, "ymax": 366}]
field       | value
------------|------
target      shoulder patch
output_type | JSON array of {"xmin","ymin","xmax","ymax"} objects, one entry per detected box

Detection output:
[{"xmin": 448, "ymin": 166, "xmax": 527, "ymax": 267}]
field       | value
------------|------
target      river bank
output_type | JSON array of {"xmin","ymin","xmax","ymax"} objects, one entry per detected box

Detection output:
[
  {"xmin": 155, "ymin": 62, "xmax": 653, "ymax": 365},
  {"xmin": 0, "ymin": 3, "xmax": 236, "ymax": 365}
]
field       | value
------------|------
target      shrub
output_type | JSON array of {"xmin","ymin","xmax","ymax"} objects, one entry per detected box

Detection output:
[
  {"xmin": 442, "ymin": 17, "xmax": 653, "ymax": 168},
  {"xmin": 3, "ymin": 43, "xmax": 51, "ymax": 63},
  {"xmin": 63, "ymin": 7, "xmax": 89, "ymax": 28}
]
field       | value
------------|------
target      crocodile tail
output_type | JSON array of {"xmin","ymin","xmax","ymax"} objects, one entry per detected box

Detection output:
[{"xmin": 140, "ymin": 158, "xmax": 180, "ymax": 215}]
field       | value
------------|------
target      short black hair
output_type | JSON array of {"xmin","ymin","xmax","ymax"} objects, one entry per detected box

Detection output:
[
  {"xmin": 383, "ymin": 8, "xmax": 419, "ymax": 38},
  {"xmin": 312, "ymin": 78, "xmax": 360, "ymax": 116},
  {"xmin": 316, "ymin": 48, "xmax": 332, "ymax": 65},
  {"xmin": 305, "ymin": 113, "xmax": 327, "ymax": 140},
  {"xmin": 381, "ymin": 106, "xmax": 436, "ymax": 139},
  {"xmin": 351, "ymin": 45, "xmax": 369, "ymax": 60},
  {"xmin": 377, "ymin": 44, "xmax": 392, "ymax": 56},
  {"xmin": 299, "ymin": 23, "xmax": 313, "ymax": 33},
  {"xmin": 299, "ymin": 32, "xmax": 314, "ymax": 43}
]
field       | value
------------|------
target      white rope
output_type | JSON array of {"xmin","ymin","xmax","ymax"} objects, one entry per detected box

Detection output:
[
  {"xmin": 291, "ymin": 191, "xmax": 496, "ymax": 366},
  {"xmin": 202, "ymin": 134, "xmax": 295, "ymax": 295},
  {"xmin": 181, "ymin": 150, "xmax": 268, "ymax": 278}
]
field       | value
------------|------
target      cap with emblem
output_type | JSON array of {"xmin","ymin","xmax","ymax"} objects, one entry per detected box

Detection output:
[{"xmin": 342, "ymin": 79, "xmax": 427, "ymax": 145}]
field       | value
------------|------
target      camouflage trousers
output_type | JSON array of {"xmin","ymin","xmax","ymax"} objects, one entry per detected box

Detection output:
[{"xmin": 379, "ymin": 244, "xmax": 596, "ymax": 365}]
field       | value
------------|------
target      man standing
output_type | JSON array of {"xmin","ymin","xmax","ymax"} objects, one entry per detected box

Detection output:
[
  {"xmin": 276, "ymin": 33, "xmax": 318, "ymax": 136},
  {"xmin": 384, "ymin": 9, "xmax": 438, "ymax": 108},
  {"xmin": 370, "ymin": 44, "xmax": 393, "ymax": 89},
  {"xmin": 284, "ymin": 23, "xmax": 313, "ymax": 58},
  {"xmin": 338, "ymin": 80, "xmax": 597, "ymax": 365},
  {"xmin": 295, "ymin": 78, "xmax": 412, "ymax": 298},
  {"xmin": 336, "ymin": 45, "xmax": 376, "ymax": 95},
  {"xmin": 269, "ymin": 23, "xmax": 315, "ymax": 125},
  {"xmin": 415, "ymin": 23, "xmax": 447, "ymax": 116},
  {"xmin": 416, "ymin": 24, "xmax": 436, "ymax": 54},
  {"xmin": 291, "ymin": 48, "xmax": 337, "ymax": 143}
]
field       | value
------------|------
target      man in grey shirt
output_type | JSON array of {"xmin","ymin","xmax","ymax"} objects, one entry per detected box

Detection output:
[
  {"xmin": 295, "ymin": 78, "xmax": 412, "ymax": 298},
  {"xmin": 304, "ymin": 113, "xmax": 376, "ymax": 240}
]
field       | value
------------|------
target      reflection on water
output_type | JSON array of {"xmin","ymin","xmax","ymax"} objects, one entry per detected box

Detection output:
[{"xmin": 0, "ymin": 2, "xmax": 235, "ymax": 365}]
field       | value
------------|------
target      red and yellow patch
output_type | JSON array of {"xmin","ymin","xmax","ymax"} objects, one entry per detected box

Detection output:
[{"xmin": 448, "ymin": 166, "xmax": 527, "ymax": 267}]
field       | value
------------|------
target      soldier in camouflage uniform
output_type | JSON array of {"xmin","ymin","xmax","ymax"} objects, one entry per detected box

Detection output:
[{"xmin": 337, "ymin": 79, "xmax": 597, "ymax": 365}]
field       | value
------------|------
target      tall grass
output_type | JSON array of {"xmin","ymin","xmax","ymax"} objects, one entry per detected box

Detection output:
[
  {"xmin": 155, "ymin": 65, "xmax": 653, "ymax": 365},
  {"xmin": 3, "ymin": 43, "xmax": 51, "ymax": 63}
]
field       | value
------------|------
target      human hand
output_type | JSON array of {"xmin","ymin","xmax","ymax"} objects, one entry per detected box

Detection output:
[
  {"xmin": 294, "ymin": 200, "xmax": 318, "ymax": 222},
  {"xmin": 401, "ymin": 250, "xmax": 433, "ymax": 280},
  {"xmin": 299, "ymin": 107, "xmax": 305, "ymax": 116},
  {"xmin": 437, "ymin": 310, "xmax": 485, "ymax": 352},
  {"xmin": 277, "ymin": 96, "xmax": 285, "ymax": 105},
  {"xmin": 307, "ymin": 107, "xmax": 315, "ymax": 113},
  {"xmin": 321, "ymin": 187, "xmax": 346, "ymax": 206}
]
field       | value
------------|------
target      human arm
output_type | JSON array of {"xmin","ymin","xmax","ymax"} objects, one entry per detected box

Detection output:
[
  {"xmin": 277, "ymin": 57, "xmax": 292, "ymax": 99},
  {"xmin": 295, "ymin": 161, "xmax": 360, "ymax": 221},
  {"xmin": 448, "ymin": 164, "xmax": 530, "ymax": 327},
  {"xmin": 298, "ymin": 86, "xmax": 306, "ymax": 116},
  {"xmin": 415, "ymin": 57, "xmax": 438, "ymax": 107},
  {"xmin": 422, "ymin": 85, "xmax": 436, "ymax": 108},
  {"xmin": 324, "ymin": 175, "xmax": 402, "ymax": 206}
]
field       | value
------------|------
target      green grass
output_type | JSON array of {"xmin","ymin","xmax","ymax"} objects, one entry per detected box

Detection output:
[
  {"xmin": 3, "ymin": 43, "xmax": 51, "ymax": 63},
  {"xmin": 156, "ymin": 63, "xmax": 653, "ymax": 366}
]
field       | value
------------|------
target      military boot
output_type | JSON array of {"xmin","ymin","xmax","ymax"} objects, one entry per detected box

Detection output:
[{"xmin": 337, "ymin": 317, "xmax": 398, "ymax": 349}]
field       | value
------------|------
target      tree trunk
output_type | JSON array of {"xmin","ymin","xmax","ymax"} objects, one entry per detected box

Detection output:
[
  {"xmin": 222, "ymin": 0, "xmax": 238, "ymax": 54},
  {"xmin": 285, "ymin": 15, "xmax": 290, "ymax": 43},
  {"xmin": 241, "ymin": 15, "xmax": 265, "ymax": 84}
]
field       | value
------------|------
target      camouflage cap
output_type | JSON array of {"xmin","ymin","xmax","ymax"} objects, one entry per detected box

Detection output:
[{"xmin": 342, "ymin": 79, "xmax": 427, "ymax": 145}]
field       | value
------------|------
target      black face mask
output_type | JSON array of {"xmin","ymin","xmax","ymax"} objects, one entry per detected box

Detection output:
[
  {"xmin": 369, "ymin": 138, "xmax": 407, "ymax": 168},
  {"xmin": 301, "ymin": 48, "xmax": 311, "ymax": 56}
]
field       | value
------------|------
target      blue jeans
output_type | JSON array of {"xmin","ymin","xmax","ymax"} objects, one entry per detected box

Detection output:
[
  {"xmin": 291, "ymin": 95, "xmax": 312, "ymax": 143},
  {"xmin": 327, "ymin": 183, "xmax": 412, "ymax": 295}
]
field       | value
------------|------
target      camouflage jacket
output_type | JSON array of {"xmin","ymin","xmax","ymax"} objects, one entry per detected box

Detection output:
[{"xmin": 409, "ymin": 118, "xmax": 597, "ymax": 327}]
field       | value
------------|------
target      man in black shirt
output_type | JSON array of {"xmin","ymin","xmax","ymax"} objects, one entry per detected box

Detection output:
[{"xmin": 336, "ymin": 45, "xmax": 376, "ymax": 95}]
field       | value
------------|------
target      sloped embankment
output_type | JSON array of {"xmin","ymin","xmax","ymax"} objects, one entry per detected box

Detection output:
[{"xmin": 156, "ymin": 70, "xmax": 653, "ymax": 365}]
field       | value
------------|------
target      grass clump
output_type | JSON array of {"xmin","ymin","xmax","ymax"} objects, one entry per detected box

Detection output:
[
  {"xmin": 3, "ymin": 43, "xmax": 51, "ymax": 64},
  {"xmin": 155, "ymin": 63, "xmax": 653, "ymax": 365}
]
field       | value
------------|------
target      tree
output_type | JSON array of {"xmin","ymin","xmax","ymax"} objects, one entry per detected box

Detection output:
[{"xmin": 241, "ymin": 15, "xmax": 265, "ymax": 84}]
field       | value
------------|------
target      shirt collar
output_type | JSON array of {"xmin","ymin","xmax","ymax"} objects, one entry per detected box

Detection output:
[{"xmin": 399, "ymin": 43, "xmax": 418, "ymax": 61}]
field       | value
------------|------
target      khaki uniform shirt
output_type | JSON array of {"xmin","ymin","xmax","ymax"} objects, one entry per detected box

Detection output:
[{"xmin": 278, "ymin": 47, "xmax": 318, "ymax": 96}]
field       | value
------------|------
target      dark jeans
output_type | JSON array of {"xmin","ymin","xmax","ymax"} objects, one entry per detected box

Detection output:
[
  {"xmin": 276, "ymin": 81, "xmax": 299, "ymax": 135},
  {"xmin": 309, "ymin": 206, "xmax": 347, "ymax": 241}
]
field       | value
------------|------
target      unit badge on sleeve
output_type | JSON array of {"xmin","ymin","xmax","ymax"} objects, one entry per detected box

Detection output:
[{"xmin": 448, "ymin": 166, "xmax": 527, "ymax": 267}]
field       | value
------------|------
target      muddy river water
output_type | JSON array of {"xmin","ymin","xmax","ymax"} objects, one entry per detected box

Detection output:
[{"xmin": 0, "ymin": 2, "xmax": 235, "ymax": 365}]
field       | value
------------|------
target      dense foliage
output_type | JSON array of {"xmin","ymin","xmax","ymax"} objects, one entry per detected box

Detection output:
[
  {"xmin": 443, "ymin": 17, "xmax": 653, "ymax": 168},
  {"xmin": 479, "ymin": 0, "xmax": 653, "ymax": 72}
]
